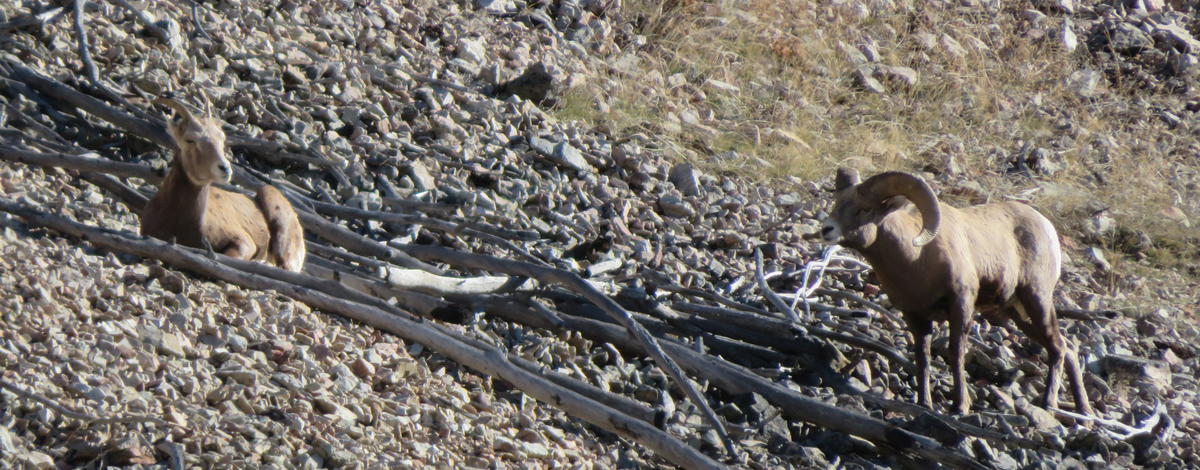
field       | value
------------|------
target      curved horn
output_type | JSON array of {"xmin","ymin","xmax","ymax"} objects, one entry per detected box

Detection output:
[
  {"xmin": 857, "ymin": 171, "xmax": 941, "ymax": 246},
  {"xmin": 152, "ymin": 97, "xmax": 196, "ymax": 122}
]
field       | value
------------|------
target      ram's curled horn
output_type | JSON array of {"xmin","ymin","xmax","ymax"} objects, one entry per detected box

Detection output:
[
  {"xmin": 152, "ymin": 97, "xmax": 196, "ymax": 123},
  {"xmin": 858, "ymin": 171, "xmax": 941, "ymax": 246}
]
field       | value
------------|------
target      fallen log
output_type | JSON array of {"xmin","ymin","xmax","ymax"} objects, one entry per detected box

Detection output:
[
  {"xmin": 475, "ymin": 290, "xmax": 988, "ymax": 469},
  {"xmin": 0, "ymin": 198, "xmax": 724, "ymax": 470}
]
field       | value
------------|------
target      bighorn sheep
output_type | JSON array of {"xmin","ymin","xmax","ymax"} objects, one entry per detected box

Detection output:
[
  {"xmin": 820, "ymin": 168, "xmax": 1092, "ymax": 415},
  {"xmin": 141, "ymin": 97, "xmax": 306, "ymax": 272}
]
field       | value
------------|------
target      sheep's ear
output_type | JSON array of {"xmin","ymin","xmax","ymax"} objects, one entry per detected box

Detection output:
[{"xmin": 835, "ymin": 168, "xmax": 860, "ymax": 190}]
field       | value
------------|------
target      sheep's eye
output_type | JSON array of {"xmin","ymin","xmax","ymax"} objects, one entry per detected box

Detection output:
[{"xmin": 184, "ymin": 139, "xmax": 196, "ymax": 145}]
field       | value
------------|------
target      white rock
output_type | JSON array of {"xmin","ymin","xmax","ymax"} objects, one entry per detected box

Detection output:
[
  {"xmin": 475, "ymin": 0, "xmax": 515, "ymax": 13},
  {"xmin": 457, "ymin": 37, "xmax": 486, "ymax": 64},
  {"xmin": 1062, "ymin": 21, "xmax": 1078, "ymax": 52}
]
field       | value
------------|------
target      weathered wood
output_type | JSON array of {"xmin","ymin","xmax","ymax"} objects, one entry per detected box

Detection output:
[
  {"xmin": 392, "ymin": 243, "xmax": 740, "ymax": 458},
  {"xmin": 0, "ymin": 145, "xmax": 160, "ymax": 181},
  {"xmin": 4, "ymin": 62, "xmax": 343, "ymax": 174},
  {"xmin": 0, "ymin": 7, "xmax": 65, "ymax": 36},
  {"xmin": 8, "ymin": 62, "xmax": 172, "ymax": 147},
  {"xmin": 310, "ymin": 198, "xmax": 538, "ymax": 242},
  {"xmin": 479, "ymin": 298, "xmax": 987, "ymax": 469},
  {"xmin": 381, "ymin": 266, "xmax": 521, "ymax": 296},
  {"xmin": 0, "ymin": 199, "xmax": 726, "ymax": 470}
]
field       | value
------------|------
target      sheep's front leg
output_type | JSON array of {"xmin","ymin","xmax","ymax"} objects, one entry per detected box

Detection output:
[
  {"xmin": 904, "ymin": 312, "xmax": 934, "ymax": 409},
  {"xmin": 948, "ymin": 297, "xmax": 975, "ymax": 414}
]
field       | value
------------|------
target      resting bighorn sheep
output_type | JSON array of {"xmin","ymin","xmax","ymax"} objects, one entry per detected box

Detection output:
[
  {"xmin": 141, "ymin": 97, "xmax": 306, "ymax": 272},
  {"xmin": 821, "ymin": 168, "xmax": 1092, "ymax": 415}
]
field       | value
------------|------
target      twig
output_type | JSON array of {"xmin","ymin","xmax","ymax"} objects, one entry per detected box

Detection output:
[
  {"xmin": 0, "ymin": 6, "xmax": 66, "ymax": 36},
  {"xmin": 643, "ymin": 270, "xmax": 773, "ymax": 316},
  {"xmin": 1052, "ymin": 401, "xmax": 1175, "ymax": 441},
  {"xmin": 185, "ymin": 0, "xmax": 211, "ymax": 39},
  {"xmin": 754, "ymin": 247, "xmax": 799, "ymax": 322},
  {"xmin": 109, "ymin": 0, "xmax": 180, "ymax": 50},
  {"xmin": 0, "ymin": 378, "xmax": 170, "ymax": 428},
  {"xmin": 1056, "ymin": 307, "xmax": 1118, "ymax": 322},
  {"xmin": 815, "ymin": 287, "xmax": 904, "ymax": 326},
  {"xmin": 673, "ymin": 301, "xmax": 916, "ymax": 373},
  {"xmin": 72, "ymin": 0, "xmax": 100, "ymax": 88}
]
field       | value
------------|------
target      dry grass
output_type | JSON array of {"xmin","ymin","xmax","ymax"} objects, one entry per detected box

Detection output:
[{"xmin": 557, "ymin": 0, "xmax": 1199, "ymax": 298}]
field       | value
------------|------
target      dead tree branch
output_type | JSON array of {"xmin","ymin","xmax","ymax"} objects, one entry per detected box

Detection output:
[{"xmin": 389, "ymin": 243, "xmax": 741, "ymax": 459}]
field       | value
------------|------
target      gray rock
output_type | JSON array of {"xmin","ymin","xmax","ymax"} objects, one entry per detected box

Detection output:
[
  {"xmin": 405, "ymin": 161, "xmax": 437, "ymax": 190},
  {"xmin": 553, "ymin": 142, "xmax": 592, "ymax": 173},
  {"xmin": 853, "ymin": 67, "xmax": 886, "ymax": 93},
  {"xmin": 139, "ymin": 324, "xmax": 188, "ymax": 358},
  {"xmin": 1102, "ymin": 354, "xmax": 1172, "ymax": 391},
  {"xmin": 1093, "ymin": 21, "xmax": 1154, "ymax": 55},
  {"xmin": 1153, "ymin": 23, "xmax": 1200, "ymax": 54},
  {"xmin": 476, "ymin": 0, "xmax": 515, "ymax": 13},
  {"xmin": 0, "ymin": 427, "xmax": 14, "ymax": 453},
  {"xmin": 657, "ymin": 194, "xmax": 694, "ymax": 218},
  {"xmin": 16, "ymin": 451, "xmax": 54, "ymax": 470},
  {"xmin": 587, "ymin": 258, "xmax": 623, "ymax": 277},
  {"xmin": 1022, "ymin": 147, "xmax": 1066, "ymax": 175},
  {"xmin": 1035, "ymin": 0, "xmax": 1074, "ymax": 13},
  {"xmin": 498, "ymin": 62, "xmax": 556, "ymax": 105},
  {"xmin": 875, "ymin": 65, "xmax": 919, "ymax": 90},
  {"xmin": 1068, "ymin": 69, "xmax": 1101, "ymax": 98},
  {"xmin": 529, "ymin": 136, "xmax": 593, "ymax": 172},
  {"xmin": 668, "ymin": 163, "xmax": 702, "ymax": 197},
  {"xmin": 1015, "ymin": 399, "xmax": 1061, "ymax": 431}
]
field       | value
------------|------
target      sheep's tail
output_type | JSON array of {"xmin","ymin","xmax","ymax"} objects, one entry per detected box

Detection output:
[{"xmin": 255, "ymin": 185, "xmax": 306, "ymax": 272}]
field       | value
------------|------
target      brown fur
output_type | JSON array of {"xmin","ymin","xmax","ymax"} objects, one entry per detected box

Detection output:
[
  {"xmin": 141, "ymin": 97, "xmax": 306, "ymax": 272},
  {"xmin": 821, "ymin": 168, "xmax": 1092, "ymax": 415}
]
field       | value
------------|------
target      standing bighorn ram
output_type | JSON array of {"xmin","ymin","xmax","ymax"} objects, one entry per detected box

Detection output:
[
  {"xmin": 821, "ymin": 168, "xmax": 1092, "ymax": 415},
  {"xmin": 141, "ymin": 97, "xmax": 306, "ymax": 272}
]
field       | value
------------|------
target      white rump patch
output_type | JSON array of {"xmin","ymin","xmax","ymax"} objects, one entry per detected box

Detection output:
[{"xmin": 1036, "ymin": 212, "xmax": 1062, "ymax": 277}]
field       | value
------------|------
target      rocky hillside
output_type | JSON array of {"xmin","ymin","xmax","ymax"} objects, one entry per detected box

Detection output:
[{"xmin": 0, "ymin": 0, "xmax": 1196, "ymax": 469}]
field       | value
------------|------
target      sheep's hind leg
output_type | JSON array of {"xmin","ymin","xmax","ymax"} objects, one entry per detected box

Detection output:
[
  {"xmin": 947, "ymin": 297, "xmax": 975, "ymax": 414},
  {"xmin": 255, "ymin": 185, "xmax": 306, "ymax": 272},
  {"xmin": 1014, "ymin": 287, "xmax": 1092, "ymax": 414},
  {"xmin": 221, "ymin": 235, "xmax": 257, "ymax": 261},
  {"xmin": 904, "ymin": 312, "xmax": 934, "ymax": 410}
]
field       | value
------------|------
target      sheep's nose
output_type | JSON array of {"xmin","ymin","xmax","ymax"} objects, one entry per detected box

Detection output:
[
  {"xmin": 820, "ymin": 226, "xmax": 834, "ymax": 237},
  {"xmin": 217, "ymin": 162, "xmax": 231, "ymax": 176}
]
